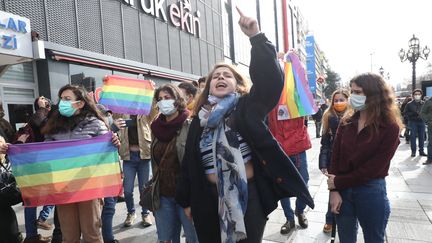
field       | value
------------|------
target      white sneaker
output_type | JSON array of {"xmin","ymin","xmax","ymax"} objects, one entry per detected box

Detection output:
[{"xmin": 124, "ymin": 212, "xmax": 136, "ymax": 227}]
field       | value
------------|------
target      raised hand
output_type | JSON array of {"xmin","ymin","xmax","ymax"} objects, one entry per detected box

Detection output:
[{"xmin": 236, "ymin": 6, "xmax": 260, "ymax": 38}]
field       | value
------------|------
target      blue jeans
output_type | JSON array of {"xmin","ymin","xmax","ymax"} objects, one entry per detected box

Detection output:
[
  {"xmin": 123, "ymin": 151, "xmax": 151, "ymax": 216},
  {"xmin": 154, "ymin": 196, "xmax": 198, "ymax": 243},
  {"xmin": 337, "ymin": 179, "xmax": 390, "ymax": 243},
  {"xmin": 24, "ymin": 205, "xmax": 54, "ymax": 237},
  {"xmin": 102, "ymin": 197, "xmax": 117, "ymax": 242},
  {"xmin": 280, "ymin": 152, "xmax": 309, "ymax": 221},
  {"xmin": 409, "ymin": 120, "xmax": 426, "ymax": 153}
]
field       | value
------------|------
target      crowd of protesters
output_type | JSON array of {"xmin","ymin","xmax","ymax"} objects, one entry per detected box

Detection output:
[{"xmin": 0, "ymin": 10, "xmax": 407, "ymax": 243}]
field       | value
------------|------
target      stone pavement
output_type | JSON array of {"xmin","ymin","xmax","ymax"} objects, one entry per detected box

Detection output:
[{"xmin": 14, "ymin": 123, "xmax": 432, "ymax": 242}]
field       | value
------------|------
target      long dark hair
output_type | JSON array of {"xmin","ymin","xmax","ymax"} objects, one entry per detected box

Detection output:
[
  {"xmin": 41, "ymin": 85, "xmax": 106, "ymax": 135},
  {"xmin": 343, "ymin": 73, "xmax": 403, "ymax": 133}
]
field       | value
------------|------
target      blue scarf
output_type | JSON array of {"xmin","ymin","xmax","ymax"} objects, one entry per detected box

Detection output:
[{"xmin": 199, "ymin": 93, "xmax": 248, "ymax": 242}]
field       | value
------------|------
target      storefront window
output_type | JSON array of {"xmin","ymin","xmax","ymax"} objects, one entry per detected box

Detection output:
[
  {"xmin": 69, "ymin": 64, "xmax": 112, "ymax": 92},
  {"xmin": 7, "ymin": 104, "xmax": 33, "ymax": 130},
  {"xmin": 0, "ymin": 62, "xmax": 34, "ymax": 83}
]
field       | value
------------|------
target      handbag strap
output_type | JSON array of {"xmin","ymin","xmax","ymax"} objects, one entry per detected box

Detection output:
[{"xmin": 0, "ymin": 162, "xmax": 11, "ymax": 172}]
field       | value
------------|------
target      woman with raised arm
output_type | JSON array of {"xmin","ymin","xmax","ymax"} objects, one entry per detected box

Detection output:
[{"xmin": 176, "ymin": 8, "xmax": 313, "ymax": 243}]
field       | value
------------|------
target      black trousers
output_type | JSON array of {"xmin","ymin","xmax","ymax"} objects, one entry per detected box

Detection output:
[
  {"xmin": 0, "ymin": 206, "xmax": 21, "ymax": 243},
  {"xmin": 195, "ymin": 180, "xmax": 267, "ymax": 243}
]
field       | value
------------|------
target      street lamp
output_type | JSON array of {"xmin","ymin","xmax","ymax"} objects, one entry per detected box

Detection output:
[
  {"xmin": 379, "ymin": 66, "xmax": 391, "ymax": 80},
  {"xmin": 399, "ymin": 34, "xmax": 430, "ymax": 91},
  {"xmin": 379, "ymin": 66, "xmax": 384, "ymax": 76}
]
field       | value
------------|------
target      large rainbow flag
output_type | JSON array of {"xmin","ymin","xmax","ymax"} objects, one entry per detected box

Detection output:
[
  {"xmin": 277, "ymin": 53, "xmax": 318, "ymax": 119},
  {"xmin": 7, "ymin": 132, "xmax": 122, "ymax": 207},
  {"xmin": 99, "ymin": 75, "xmax": 154, "ymax": 115}
]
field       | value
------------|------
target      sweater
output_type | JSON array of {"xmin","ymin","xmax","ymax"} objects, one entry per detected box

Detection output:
[{"xmin": 329, "ymin": 113, "xmax": 400, "ymax": 190}]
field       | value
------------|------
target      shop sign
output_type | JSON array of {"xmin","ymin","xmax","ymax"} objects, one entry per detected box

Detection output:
[
  {"xmin": 0, "ymin": 10, "xmax": 32, "ymax": 58},
  {"xmin": 122, "ymin": 0, "xmax": 201, "ymax": 38}
]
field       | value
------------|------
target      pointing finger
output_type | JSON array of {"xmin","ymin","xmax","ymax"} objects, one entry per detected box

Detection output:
[{"xmin": 236, "ymin": 6, "xmax": 244, "ymax": 17}]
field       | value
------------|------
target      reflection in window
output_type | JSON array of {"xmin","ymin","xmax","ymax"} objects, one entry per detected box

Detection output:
[
  {"xmin": 69, "ymin": 64, "xmax": 112, "ymax": 92},
  {"xmin": 0, "ymin": 62, "xmax": 34, "ymax": 83}
]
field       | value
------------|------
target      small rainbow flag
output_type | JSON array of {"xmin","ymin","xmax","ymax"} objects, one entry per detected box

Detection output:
[
  {"xmin": 99, "ymin": 75, "xmax": 154, "ymax": 115},
  {"xmin": 7, "ymin": 132, "xmax": 122, "ymax": 207},
  {"xmin": 277, "ymin": 53, "xmax": 318, "ymax": 119}
]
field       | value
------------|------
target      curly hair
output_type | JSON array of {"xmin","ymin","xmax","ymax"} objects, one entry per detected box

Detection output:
[
  {"xmin": 153, "ymin": 83, "xmax": 187, "ymax": 113},
  {"xmin": 343, "ymin": 73, "xmax": 403, "ymax": 134}
]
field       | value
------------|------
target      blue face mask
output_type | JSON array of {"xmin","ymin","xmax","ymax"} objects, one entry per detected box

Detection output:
[{"xmin": 59, "ymin": 100, "xmax": 80, "ymax": 117}]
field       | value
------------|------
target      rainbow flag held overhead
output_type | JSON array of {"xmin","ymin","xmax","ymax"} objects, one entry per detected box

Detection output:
[
  {"xmin": 276, "ymin": 53, "xmax": 318, "ymax": 120},
  {"xmin": 7, "ymin": 132, "xmax": 122, "ymax": 207},
  {"xmin": 99, "ymin": 75, "xmax": 155, "ymax": 115}
]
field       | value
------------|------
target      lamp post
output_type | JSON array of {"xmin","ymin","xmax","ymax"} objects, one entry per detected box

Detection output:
[
  {"xmin": 379, "ymin": 66, "xmax": 384, "ymax": 76},
  {"xmin": 399, "ymin": 34, "xmax": 430, "ymax": 91},
  {"xmin": 379, "ymin": 66, "xmax": 391, "ymax": 80}
]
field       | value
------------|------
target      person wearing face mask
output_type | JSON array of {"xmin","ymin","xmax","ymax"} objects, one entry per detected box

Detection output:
[
  {"xmin": 113, "ymin": 105, "xmax": 158, "ymax": 229},
  {"xmin": 175, "ymin": 8, "xmax": 313, "ymax": 243},
  {"xmin": 326, "ymin": 73, "xmax": 402, "ymax": 243},
  {"xmin": 318, "ymin": 89, "xmax": 352, "ymax": 233},
  {"xmin": 178, "ymin": 82, "xmax": 198, "ymax": 115},
  {"xmin": 403, "ymin": 89, "xmax": 427, "ymax": 157},
  {"xmin": 37, "ymin": 85, "xmax": 120, "ymax": 243},
  {"xmin": 149, "ymin": 84, "xmax": 198, "ymax": 243}
]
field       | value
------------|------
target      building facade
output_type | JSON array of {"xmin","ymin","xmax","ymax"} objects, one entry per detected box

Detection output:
[
  {"xmin": 0, "ymin": 0, "xmax": 223, "ymax": 128},
  {"xmin": 0, "ymin": 0, "xmax": 329, "ymax": 129}
]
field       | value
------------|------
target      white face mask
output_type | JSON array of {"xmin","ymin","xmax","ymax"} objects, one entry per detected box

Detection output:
[
  {"xmin": 157, "ymin": 99, "xmax": 177, "ymax": 116},
  {"xmin": 414, "ymin": 95, "xmax": 422, "ymax": 101},
  {"xmin": 349, "ymin": 94, "xmax": 367, "ymax": 111}
]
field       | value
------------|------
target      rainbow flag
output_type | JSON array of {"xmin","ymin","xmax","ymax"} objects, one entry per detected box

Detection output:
[
  {"xmin": 277, "ymin": 53, "xmax": 318, "ymax": 119},
  {"xmin": 99, "ymin": 75, "xmax": 154, "ymax": 115},
  {"xmin": 7, "ymin": 132, "xmax": 122, "ymax": 207}
]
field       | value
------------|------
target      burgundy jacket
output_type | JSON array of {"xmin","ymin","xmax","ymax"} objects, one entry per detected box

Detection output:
[{"xmin": 329, "ymin": 113, "xmax": 400, "ymax": 190}]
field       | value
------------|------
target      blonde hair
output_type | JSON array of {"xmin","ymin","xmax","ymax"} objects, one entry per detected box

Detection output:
[{"xmin": 322, "ymin": 89, "xmax": 352, "ymax": 135}]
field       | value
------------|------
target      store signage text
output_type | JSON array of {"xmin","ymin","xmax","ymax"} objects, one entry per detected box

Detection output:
[
  {"xmin": 0, "ymin": 16, "xmax": 27, "ymax": 50},
  {"xmin": 122, "ymin": 0, "xmax": 201, "ymax": 38}
]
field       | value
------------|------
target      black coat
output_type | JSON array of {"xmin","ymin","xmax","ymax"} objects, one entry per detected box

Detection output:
[
  {"xmin": 318, "ymin": 113, "xmax": 341, "ymax": 169},
  {"xmin": 175, "ymin": 33, "xmax": 314, "ymax": 242},
  {"xmin": 404, "ymin": 100, "xmax": 424, "ymax": 122}
]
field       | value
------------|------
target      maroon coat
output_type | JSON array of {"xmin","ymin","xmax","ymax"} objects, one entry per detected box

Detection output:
[{"xmin": 329, "ymin": 113, "xmax": 400, "ymax": 190}]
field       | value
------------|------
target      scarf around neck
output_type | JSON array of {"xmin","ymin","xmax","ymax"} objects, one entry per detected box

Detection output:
[
  {"xmin": 151, "ymin": 110, "xmax": 189, "ymax": 142},
  {"xmin": 199, "ymin": 93, "xmax": 248, "ymax": 242}
]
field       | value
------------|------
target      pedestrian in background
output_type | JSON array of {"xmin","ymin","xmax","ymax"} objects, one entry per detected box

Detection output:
[
  {"xmin": 318, "ymin": 89, "xmax": 351, "ymax": 233},
  {"xmin": 420, "ymin": 96, "xmax": 432, "ymax": 164},
  {"xmin": 176, "ymin": 9, "xmax": 313, "ymax": 243},
  {"xmin": 401, "ymin": 96, "xmax": 412, "ymax": 144},
  {"xmin": 327, "ymin": 73, "xmax": 402, "ymax": 243},
  {"xmin": 403, "ymin": 89, "xmax": 427, "ymax": 157},
  {"xmin": 312, "ymin": 102, "xmax": 323, "ymax": 138},
  {"xmin": 150, "ymin": 84, "xmax": 198, "ymax": 243}
]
